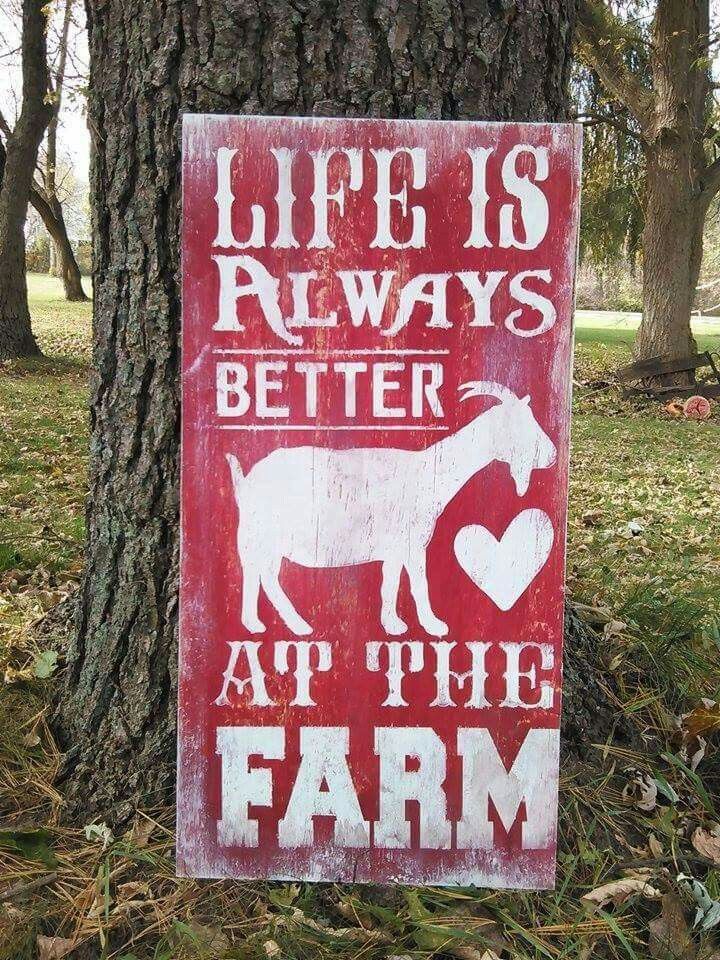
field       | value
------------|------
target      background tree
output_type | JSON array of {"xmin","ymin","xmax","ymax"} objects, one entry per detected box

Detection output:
[
  {"xmin": 574, "ymin": 42, "xmax": 645, "ymax": 301},
  {"xmin": 55, "ymin": 0, "xmax": 580, "ymax": 818},
  {"xmin": 0, "ymin": 106, "xmax": 89, "ymax": 302},
  {"xmin": 0, "ymin": 0, "xmax": 88, "ymax": 306},
  {"xmin": 0, "ymin": 0, "xmax": 52, "ymax": 360},
  {"xmin": 577, "ymin": 0, "xmax": 720, "ymax": 366},
  {"xmin": 39, "ymin": 0, "xmax": 87, "ymax": 301}
]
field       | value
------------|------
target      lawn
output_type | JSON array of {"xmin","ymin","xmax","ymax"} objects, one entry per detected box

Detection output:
[
  {"xmin": 1, "ymin": 277, "xmax": 719, "ymax": 959},
  {"xmin": 571, "ymin": 310, "xmax": 720, "ymax": 623}
]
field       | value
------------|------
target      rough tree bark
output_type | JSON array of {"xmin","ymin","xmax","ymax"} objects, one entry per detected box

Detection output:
[
  {"xmin": 578, "ymin": 0, "xmax": 720, "ymax": 369},
  {"xmin": 0, "ymin": 0, "xmax": 53, "ymax": 361},
  {"xmin": 640, "ymin": 146, "xmax": 707, "ymax": 361},
  {"xmin": 55, "ymin": 0, "xmax": 584, "ymax": 821}
]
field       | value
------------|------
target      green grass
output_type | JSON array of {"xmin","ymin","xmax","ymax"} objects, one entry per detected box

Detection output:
[
  {"xmin": 570, "ymin": 310, "xmax": 720, "ymax": 627},
  {"xmin": 575, "ymin": 308, "xmax": 720, "ymax": 352},
  {"xmin": 1, "ymin": 275, "xmax": 720, "ymax": 960},
  {"xmin": 0, "ymin": 275, "xmax": 90, "ymax": 643}
]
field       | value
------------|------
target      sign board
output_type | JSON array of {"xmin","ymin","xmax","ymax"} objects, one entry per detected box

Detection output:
[{"xmin": 179, "ymin": 115, "xmax": 581, "ymax": 887}]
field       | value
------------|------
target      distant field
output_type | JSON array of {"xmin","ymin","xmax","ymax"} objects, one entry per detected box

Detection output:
[{"xmin": 575, "ymin": 308, "xmax": 720, "ymax": 352}]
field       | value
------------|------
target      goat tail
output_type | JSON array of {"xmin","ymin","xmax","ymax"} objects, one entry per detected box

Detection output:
[{"xmin": 225, "ymin": 453, "xmax": 245, "ymax": 504}]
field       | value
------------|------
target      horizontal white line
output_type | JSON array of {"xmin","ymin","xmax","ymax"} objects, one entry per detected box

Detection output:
[
  {"xmin": 212, "ymin": 348, "xmax": 450, "ymax": 356},
  {"xmin": 217, "ymin": 424, "xmax": 450, "ymax": 432}
]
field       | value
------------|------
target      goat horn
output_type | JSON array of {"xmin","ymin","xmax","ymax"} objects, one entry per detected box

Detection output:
[{"xmin": 458, "ymin": 380, "xmax": 515, "ymax": 403}]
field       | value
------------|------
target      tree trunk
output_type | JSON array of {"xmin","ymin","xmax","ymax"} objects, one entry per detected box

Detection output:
[
  {"xmin": 48, "ymin": 239, "xmax": 58, "ymax": 276},
  {"xmin": 51, "ymin": 201, "xmax": 87, "ymax": 301},
  {"xmin": 59, "ymin": 246, "xmax": 88, "ymax": 302},
  {"xmin": 44, "ymin": 0, "xmax": 85, "ymax": 300},
  {"xmin": 635, "ymin": 142, "xmax": 704, "ymax": 367},
  {"xmin": 30, "ymin": 186, "xmax": 88, "ymax": 300},
  {"xmin": 577, "ymin": 0, "xmax": 718, "ymax": 371},
  {"xmin": 0, "ymin": 0, "xmax": 52, "ymax": 361},
  {"xmin": 55, "ymin": 0, "xmax": 577, "ymax": 821}
]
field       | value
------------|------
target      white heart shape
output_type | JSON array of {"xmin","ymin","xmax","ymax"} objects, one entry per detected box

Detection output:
[{"xmin": 453, "ymin": 509, "xmax": 555, "ymax": 611}]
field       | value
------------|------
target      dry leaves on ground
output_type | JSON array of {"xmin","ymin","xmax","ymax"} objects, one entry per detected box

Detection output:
[
  {"xmin": 691, "ymin": 827, "xmax": 720, "ymax": 866},
  {"xmin": 648, "ymin": 893, "xmax": 696, "ymax": 960},
  {"xmin": 36, "ymin": 936, "xmax": 76, "ymax": 960},
  {"xmin": 581, "ymin": 877, "xmax": 662, "ymax": 913}
]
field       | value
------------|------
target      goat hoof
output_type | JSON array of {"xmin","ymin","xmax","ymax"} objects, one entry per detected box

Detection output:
[
  {"xmin": 423, "ymin": 617, "xmax": 449, "ymax": 637},
  {"xmin": 242, "ymin": 617, "xmax": 267, "ymax": 634},
  {"xmin": 287, "ymin": 618, "xmax": 313, "ymax": 636},
  {"xmin": 382, "ymin": 615, "xmax": 408, "ymax": 635}
]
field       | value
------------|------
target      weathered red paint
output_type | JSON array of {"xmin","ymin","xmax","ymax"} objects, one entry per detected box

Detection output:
[{"xmin": 179, "ymin": 115, "xmax": 581, "ymax": 887}]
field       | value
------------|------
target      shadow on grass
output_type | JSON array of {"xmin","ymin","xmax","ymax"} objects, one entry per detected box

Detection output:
[{"xmin": 1, "ymin": 353, "xmax": 88, "ymax": 379}]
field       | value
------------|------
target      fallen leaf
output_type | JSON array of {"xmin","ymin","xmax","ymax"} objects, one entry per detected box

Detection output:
[
  {"xmin": 648, "ymin": 893, "xmax": 695, "ymax": 959},
  {"xmin": 604, "ymin": 618, "xmax": 629, "ymax": 639},
  {"xmin": 582, "ymin": 877, "xmax": 661, "ymax": 912},
  {"xmin": 116, "ymin": 880, "xmax": 151, "ymax": 899},
  {"xmin": 128, "ymin": 816, "xmax": 154, "ymax": 848},
  {"xmin": 678, "ymin": 875, "xmax": 720, "ymax": 931},
  {"xmin": 622, "ymin": 769, "xmax": 658, "ymax": 812},
  {"xmin": 672, "ymin": 707, "xmax": 709, "ymax": 772},
  {"xmin": 188, "ymin": 922, "xmax": 230, "ymax": 955},
  {"xmin": 37, "ymin": 936, "xmax": 75, "ymax": 960},
  {"xmin": 691, "ymin": 827, "xmax": 720, "ymax": 866},
  {"xmin": 570, "ymin": 601, "xmax": 614, "ymax": 624},
  {"xmin": 681, "ymin": 701, "xmax": 720, "ymax": 740},
  {"xmin": 83, "ymin": 822, "xmax": 113, "ymax": 850},
  {"xmin": 624, "ymin": 867, "xmax": 663, "ymax": 880},
  {"xmin": 278, "ymin": 907, "xmax": 391, "ymax": 946},
  {"xmin": 649, "ymin": 833, "xmax": 664, "ymax": 858},
  {"xmin": 32, "ymin": 649, "xmax": 58, "ymax": 679},
  {"xmin": 451, "ymin": 950, "xmax": 496, "ymax": 960},
  {"xmin": 679, "ymin": 734, "xmax": 707, "ymax": 772}
]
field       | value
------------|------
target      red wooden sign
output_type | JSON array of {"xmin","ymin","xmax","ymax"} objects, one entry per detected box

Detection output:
[{"xmin": 179, "ymin": 115, "xmax": 581, "ymax": 888}]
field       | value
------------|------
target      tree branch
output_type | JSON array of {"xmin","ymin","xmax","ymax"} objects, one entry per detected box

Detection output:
[
  {"xmin": 0, "ymin": 108, "xmax": 11, "ymax": 140},
  {"xmin": 576, "ymin": 0, "xmax": 656, "ymax": 137},
  {"xmin": 699, "ymin": 156, "xmax": 720, "ymax": 203},
  {"xmin": 575, "ymin": 110, "xmax": 641, "ymax": 140}
]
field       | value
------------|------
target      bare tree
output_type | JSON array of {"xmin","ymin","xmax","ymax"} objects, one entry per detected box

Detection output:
[
  {"xmin": 0, "ymin": 106, "xmax": 88, "ymax": 303},
  {"xmin": 0, "ymin": 0, "xmax": 53, "ymax": 360},
  {"xmin": 577, "ymin": 0, "xmax": 720, "ymax": 368},
  {"xmin": 43, "ymin": 0, "xmax": 87, "ymax": 301}
]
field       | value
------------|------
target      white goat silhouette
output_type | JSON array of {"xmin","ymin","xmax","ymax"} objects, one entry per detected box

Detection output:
[{"xmin": 226, "ymin": 381, "xmax": 557, "ymax": 637}]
